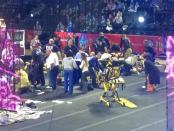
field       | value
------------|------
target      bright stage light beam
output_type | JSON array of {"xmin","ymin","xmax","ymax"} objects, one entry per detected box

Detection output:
[
  {"xmin": 30, "ymin": 13, "xmax": 34, "ymax": 17},
  {"xmin": 138, "ymin": 16, "xmax": 145, "ymax": 23}
]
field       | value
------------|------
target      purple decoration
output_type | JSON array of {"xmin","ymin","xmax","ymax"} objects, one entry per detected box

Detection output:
[
  {"xmin": 0, "ymin": 76, "xmax": 21, "ymax": 111},
  {"xmin": 0, "ymin": 38, "xmax": 21, "ymax": 111},
  {"xmin": 166, "ymin": 36, "xmax": 174, "ymax": 80},
  {"xmin": 166, "ymin": 36, "xmax": 174, "ymax": 131}
]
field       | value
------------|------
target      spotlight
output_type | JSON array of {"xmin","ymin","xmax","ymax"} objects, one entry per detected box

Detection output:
[
  {"xmin": 30, "ymin": 13, "xmax": 34, "ymax": 17},
  {"xmin": 138, "ymin": 16, "xmax": 144, "ymax": 23}
]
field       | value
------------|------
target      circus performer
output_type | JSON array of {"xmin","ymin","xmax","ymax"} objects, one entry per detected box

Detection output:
[{"xmin": 1, "ymin": 39, "xmax": 15, "ymax": 69}]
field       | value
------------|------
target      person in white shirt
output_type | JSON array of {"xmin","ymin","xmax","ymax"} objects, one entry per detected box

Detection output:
[
  {"xmin": 74, "ymin": 47, "xmax": 88, "ymax": 61},
  {"xmin": 80, "ymin": 53, "xmax": 90, "ymax": 93},
  {"xmin": 1, "ymin": 39, "xmax": 15, "ymax": 68},
  {"xmin": 46, "ymin": 49, "xmax": 59, "ymax": 91},
  {"xmin": 62, "ymin": 51, "xmax": 78, "ymax": 95}
]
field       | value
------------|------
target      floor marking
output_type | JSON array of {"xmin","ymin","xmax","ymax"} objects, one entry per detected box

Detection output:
[
  {"xmin": 39, "ymin": 80, "xmax": 145, "ymax": 110},
  {"xmin": 74, "ymin": 101, "xmax": 165, "ymax": 131},
  {"xmin": 14, "ymin": 82, "xmax": 166, "ymax": 131},
  {"xmin": 14, "ymin": 95, "xmax": 139, "ymax": 131},
  {"xmin": 130, "ymin": 119, "xmax": 166, "ymax": 131},
  {"xmin": 14, "ymin": 92, "xmax": 164, "ymax": 131},
  {"xmin": 14, "ymin": 109, "xmax": 88, "ymax": 131},
  {"xmin": 14, "ymin": 94, "xmax": 140, "ymax": 131}
]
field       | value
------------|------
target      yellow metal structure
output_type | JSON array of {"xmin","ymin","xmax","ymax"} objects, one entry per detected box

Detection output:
[{"xmin": 99, "ymin": 59, "xmax": 137, "ymax": 108}]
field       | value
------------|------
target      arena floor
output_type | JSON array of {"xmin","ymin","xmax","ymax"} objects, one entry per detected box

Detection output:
[{"xmin": 1, "ymin": 72, "xmax": 166, "ymax": 131}]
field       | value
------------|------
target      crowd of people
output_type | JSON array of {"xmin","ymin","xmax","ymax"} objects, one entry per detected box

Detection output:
[
  {"xmin": 19, "ymin": 0, "xmax": 161, "ymax": 33},
  {"xmin": 54, "ymin": 0, "xmax": 160, "ymax": 33},
  {"xmin": 0, "ymin": 32, "xmax": 161, "ymax": 97}
]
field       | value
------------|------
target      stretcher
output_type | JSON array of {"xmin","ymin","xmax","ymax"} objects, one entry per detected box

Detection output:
[{"xmin": 99, "ymin": 58, "xmax": 137, "ymax": 108}]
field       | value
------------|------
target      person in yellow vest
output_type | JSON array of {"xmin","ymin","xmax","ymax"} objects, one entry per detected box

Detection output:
[
  {"xmin": 15, "ymin": 68, "xmax": 30, "ymax": 94},
  {"xmin": 14, "ymin": 58, "xmax": 30, "ymax": 94}
]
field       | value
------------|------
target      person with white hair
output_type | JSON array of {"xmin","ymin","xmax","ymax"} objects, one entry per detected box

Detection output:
[{"xmin": 45, "ymin": 38, "xmax": 59, "ymax": 53}]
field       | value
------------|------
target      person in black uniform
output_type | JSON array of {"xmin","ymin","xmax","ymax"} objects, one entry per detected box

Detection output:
[
  {"xmin": 53, "ymin": 35, "xmax": 62, "ymax": 59},
  {"xmin": 120, "ymin": 34, "xmax": 131, "ymax": 52},
  {"xmin": 64, "ymin": 38, "xmax": 78, "ymax": 57},
  {"xmin": 144, "ymin": 39, "xmax": 156, "ymax": 63},
  {"xmin": 98, "ymin": 32, "xmax": 110, "ymax": 50},
  {"xmin": 31, "ymin": 48, "xmax": 45, "ymax": 88},
  {"xmin": 88, "ymin": 53, "xmax": 104, "ymax": 89},
  {"xmin": 72, "ymin": 33, "xmax": 79, "ymax": 48},
  {"xmin": 93, "ymin": 32, "xmax": 110, "ymax": 54},
  {"xmin": 144, "ymin": 53, "xmax": 160, "ymax": 92}
]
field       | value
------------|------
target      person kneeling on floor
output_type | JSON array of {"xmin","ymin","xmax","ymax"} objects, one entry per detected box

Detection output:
[{"xmin": 15, "ymin": 67, "xmax": 30, "ymax": 95}]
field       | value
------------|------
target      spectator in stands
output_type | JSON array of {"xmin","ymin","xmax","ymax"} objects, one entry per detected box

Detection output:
[
  {"xmin": 106, "ymin": 18, "xmax": 113, "ymax": 32},
  {"xmin": 100, "ymin": 15, "xmax": 107, "ymax": 31},
  {"xmin": 56, "ymin": 21, "xmax": 65, "ymax": 32},
  {"xmin": 67, "ymin": 20, "xmax": 73, "ymax": 32},
  {"xmin": 62, "ymin": 51, "xmax": 78, "ymax": 95},
  {"xmin": 117, "ymin": 0, "xmax": 126, "ymax": 11},
  {"xmin": 64, "ymin": 38, "xmax": 78, "ymax": 57},
  {"xmin": 112, "ymin": 11, "xmax": 123, "ymax": 31},
  {"xmin": 34, "ymin": 21, "xmax": 42, "ymax": 35},
  {"xmin": 30, "ymin": 35, "xmax": 41, "ymax": 51}
]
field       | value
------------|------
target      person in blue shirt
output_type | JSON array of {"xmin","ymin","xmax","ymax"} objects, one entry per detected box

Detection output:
[
  {"xmin": 88, "ymin": 53, "xmax": 104, "ymax": 89},
  {"xmin": 31, "ymin": 47, "xmax": 45, "ymax": 87}
]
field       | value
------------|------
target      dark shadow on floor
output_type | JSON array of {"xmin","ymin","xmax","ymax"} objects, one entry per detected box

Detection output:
[{"xmin": 87, "ymin": 102, "xmax": 117, "ymax": 117}]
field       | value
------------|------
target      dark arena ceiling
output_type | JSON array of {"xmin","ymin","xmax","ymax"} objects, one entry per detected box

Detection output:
[{"xmin": 0, "ymin": 0, "xmax": 174, "ymax": 35}]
